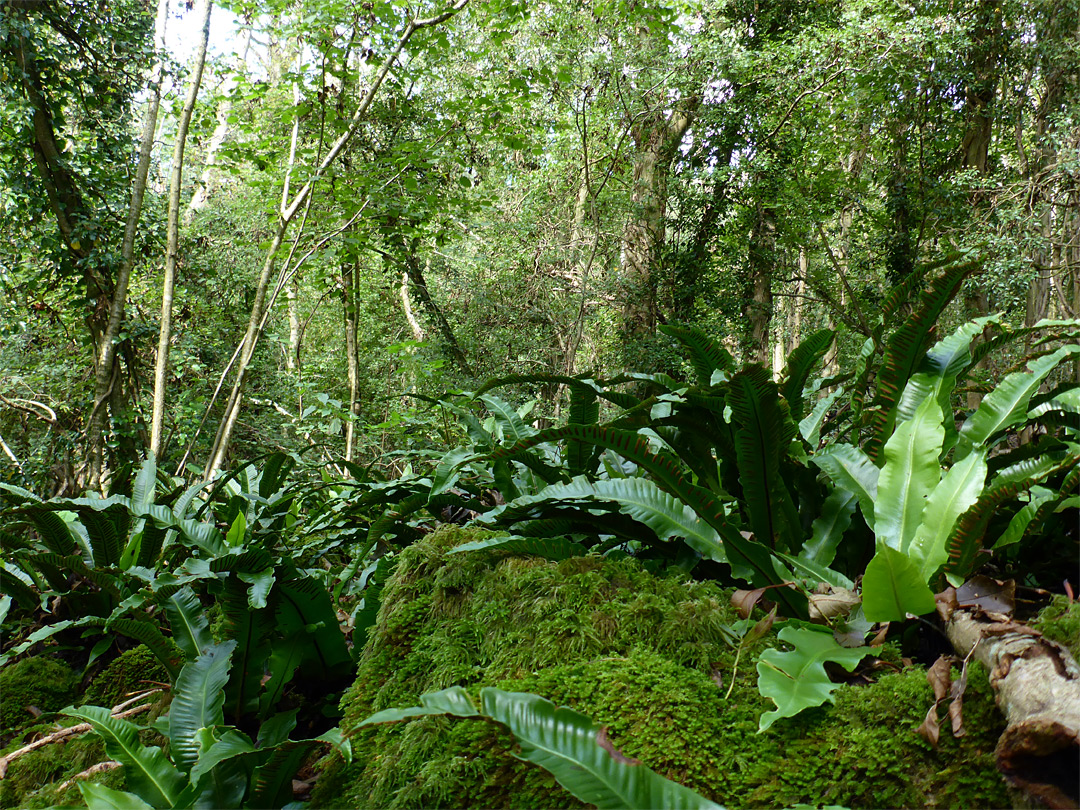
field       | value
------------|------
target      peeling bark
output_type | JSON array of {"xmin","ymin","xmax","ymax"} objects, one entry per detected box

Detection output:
[{"xmin": 945, "ymin": 606, "xmax": 1080, "ymax": 808}]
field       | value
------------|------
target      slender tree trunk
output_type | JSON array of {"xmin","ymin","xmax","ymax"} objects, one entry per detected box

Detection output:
[
  {"xmin": 961, "ymin": 0, "xmax": 1003, "ymax": 410},
  {"xmin": 185, "ymin": 27, "xmax": 251, "ymax": 224},
  {"xmin": 342, "ymin": 256, "xmax": 361, "ymax": 464},
  {"xmin": 151, "ymin": 0, "xmax": 213, "ymax": 459},
  {"xmin": 83, "ymin": 0, "xmax": 170, "ymax": 489},
  {"xmin": 204, "ymin": 0, "xmax": 469, "ymax": 481}
]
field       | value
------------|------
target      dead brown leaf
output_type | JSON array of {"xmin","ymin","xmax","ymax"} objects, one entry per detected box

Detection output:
[
  {"xmin": 916, "ymin": 703, "xmax": 941, "ymax": 748},
  {"xmin": 807, "ymin": 587, "xmax": 861, "ymax": 620},
  {"xmin": 927, "ymin": 655, "xmax": 952, "ymax": 703},
  {"xmin": 948, "ymin": 656, "xmax": 971, "ymax": 738},
  {"xmin": 954, "ymin": 576, "xmax": 1015, "ymax": 615},
  {"xmin": 731, "ymin": 588, "xmax": 767, "ymax": 619}
]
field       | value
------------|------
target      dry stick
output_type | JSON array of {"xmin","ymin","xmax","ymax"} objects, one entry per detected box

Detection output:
[
  {"xmin": 203, "ymin": 0, "xmax": 469, "ymax": 482},
  {"xmin": 55, "ymin": 761, "xmax": 123, "ymax": 791},
  {"xmin": 0, "ymin": 693, "xmax": 160, "ymax": 779}
]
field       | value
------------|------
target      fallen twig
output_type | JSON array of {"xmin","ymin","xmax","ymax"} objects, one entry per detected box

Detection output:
[
  {"xmin": 0, "ymin": 689, "xmax": 161, "ymax": 780},
  {"xmin": 56, "ymin": 760, "xmax": 122, "ymax": 791}
]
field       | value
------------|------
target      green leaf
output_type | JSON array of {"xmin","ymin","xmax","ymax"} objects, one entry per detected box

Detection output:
[
  {"xmin": 361, "ymin": 686, "xmax": 482, "ymax": 725},
  {"xmin": 799, "ymin": 387, "xmax": 844, "ymax": 447},
  {"xmin": 274, "ymin": 575, "xmax": 352, "ymax": 678},
  {"xmin": 482, "ymin": 475, "xmax": 729, "ymax": 567},
  {"xmin": 659, "ymin": 323, "xmax": 734, "ymax": 386},
  {"xmin": 220, "ymin": 577, "xmax": 273, "ymax": 721},
  {"xmin": 131, "ymin": 456, "xmax": 157, "ymax": 514},
  {"xmin": 189, "ymin": 727, "xmax": 256, "ymax": 783},
  {"xmin": 78, "ymin": 782, "xmax": 155, "ymax": 810},
  {"xmin": 447, "ymin": 535, "xmax": 587, "ymax": 560},
  {"xmin": 362, "ymin": 687, "xmax": 722, "ymax": 810},
  {"xmin": 481, "ymin": 688, "xmax": 722, "ymax": 810},
  {"xmin": 168, "ymin": 641, "xmax": 235, "ymax": 773},
  {"xmin": 811, "ymin": 444, "xmax": 879, "ymax": 530},
  {"xmin": 727, "ymin": 367, "xmax": 802, "ymax": 553},
  {"xmin": 865, "ymin": 258, "xmax": 977, "ymax": 460},
  {"xmin": 237, "ymin": 566, "xmax": 275, "ymax": 610},
  {"xmin": 800, "ymin": 487, "xmax": 857, "ymax": 568},
  {"xmin": 163, "ymin": 586, "xmax": 212, "ymax": 660},
  {"xmin": 479, "ymin": 393, "xmax": 538, "ymax": 444},
  {"xmin": 959, "ymin": 345, "xmax": 1080, "ymax": 453},
  {"xmin": 875, "ymin": 395, "xmax": 944, "ymax": 553},
  {"xmin": 993, "ymin": 488, "xmax": 1058, "ymax": 549},
  {"xmin": 756, "ymin": 626, "xmax": 869, "ymax": 732},
  {"xmin": 64, "ymin": 705, "xmax": 186, "ymax": 808},
  {"xmin": 225, "ymin": 511, "xmax": 247, "ymax": 548},
  {"xmin": 907, "ymin": 451, "xmax": 987, "ymax": 579},
  {"xmin": 861, "ymin": 545, "xmax": 936, "ymax": 623},
  {"xmin": 780, "ymin": 329, "xmax": 835, "ymax": 422}
]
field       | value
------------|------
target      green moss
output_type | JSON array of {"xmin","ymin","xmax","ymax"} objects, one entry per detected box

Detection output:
[
  {"xmin": 0, "ymin": 730, "xmax": 121, "ymax": 808},
  {"xmin": 82, "ymin": 644, "xmax": 170, "ymax": 710},
  {"xmin": 0, "ymin": 656, "xmax": 77, "ymax": 734},
  {"xmin": 1032, "ymin": 595, "xmax": 1080, "ymax": 660},
  {"xmin": 312, "ymin": 526, "xmax": 1014, "ymax": 810}
]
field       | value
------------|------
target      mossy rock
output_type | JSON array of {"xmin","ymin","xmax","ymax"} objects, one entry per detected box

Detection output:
[
  {"xmin": 0, "ymin": 655, "xmax": 77, "ymax": 735},
  {"xmin": 82, "ymin": 644, "xmax": 170, "ymax": 710},
  {"xmin": 312, "ymin": 526, "xmax": 1016, "ymax": 809}
]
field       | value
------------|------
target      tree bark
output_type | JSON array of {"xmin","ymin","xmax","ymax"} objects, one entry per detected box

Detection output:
[
  {"xmin": 342, "ymin": 255, "xmax": 361, "ymax": 464},
  {"xmin": 745, "ymin": 204, "xmax": 776, "ymax": 365},
  {"xmin": 151, "ymin": 0, "xmax": 213, "ymax": 459},
  {"xmin": 83, "ymin": 0, "xmax": 170, "ymax": 489},
  {"xmin": 620, "ymin": 102, "xmax": 696, "ymax": 339},
  {"xmin": 204, "ymin": 0, "xmax": 469, "ymax": 481},
  {"xmin": 946, "ymin": 607, "xmax": 1080, "ymax": 809}
]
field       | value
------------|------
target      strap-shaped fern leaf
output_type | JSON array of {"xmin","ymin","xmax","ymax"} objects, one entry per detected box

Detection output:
[
  {"xmin": 108, "ymin": 617, "xmax": 182, "ymax": 681},
  {"xmin": 168, "ymin": 640, "xmax": 235, "ymax": 773},
  {"xmin": 944, "ymin": 452, "xmax": 1080, "ymax": 583},
  {"xmin": 64, "ymin": 705, "xmax": 186, "ymax": 808},
  {"xmin": 163, "ymin": 586, "xmax": 212, "ymax": 660},
  {"xmin": 362, "ymin": 686, "xmax": 723, "ymax": 810},
  {"xmin": 659, "ymin": 323, "xmax": 735, "ymax": 386},
  {"xmin": 864, "ymin": 258, "xmax": 979, "ymax": 461},
  {"xmin": 566, "ymin": 386, "xmax": 601, "ymax": 476},
  {"xmin": 274, "ymin": 575, "xmax": 352, "ymax": 679},
  {"xmin": 780, "ymin": 328, "xmax": 834, "ymax": 422},
  {"xmin": 0, "ymin": 566, "xmax": 39, "ymax": 610},
  {"xmin": 727, "ymin": 367, "xmax": 802, "ymax": 553},
  {"xmin": 218, "ymin": 577, "xmax": 274, "ymax": 721}
]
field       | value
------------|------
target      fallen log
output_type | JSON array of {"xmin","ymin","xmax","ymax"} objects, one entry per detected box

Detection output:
[{"xmin": 940, "ymin": 585, "xmax": 1080, "ymax": 809}]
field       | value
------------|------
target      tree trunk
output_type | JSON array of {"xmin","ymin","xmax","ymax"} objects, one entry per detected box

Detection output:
[
  {"xmin": 342, "ymin": 255, "xmax": 361, "ymax": 464},
  {"xmin": 745, "ymin": 205, "xmax": 776, "ymax": 365},
  {"xmin": 620, "ymin": 103, "xmax": 695, "ymax": 339},
  {"xmin": 203, "ymin": 0, "xmax": 469, "ymax": 481},
  {"xmin": 960, "ymin": 0, "xmax": 1003, "ymax": 410},
  {"xmin": 185, "ymin": 27, "xmax": 251, "ymax": 224},
  {"xmin": 151, "ymin": 0, "xmax": 213, "ymax": 459},
  {"xmin": 83, "ymin": 0, "xmax": 170, "ymax": 489}
]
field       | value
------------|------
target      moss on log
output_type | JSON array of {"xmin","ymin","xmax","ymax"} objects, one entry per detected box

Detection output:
[{"xmin": 313, "ymin": 526, "xmax": 1020, "ymax": 809}]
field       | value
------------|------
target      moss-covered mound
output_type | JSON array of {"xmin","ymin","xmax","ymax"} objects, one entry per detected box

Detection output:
[
  {"xmin": 313, "ymin": 526, "xmax": 1016, "ymax": 809},
  {"xmin": 0, "ymin": 655, "xmax": 77, "ymax": 734},
  {"xmin": 0, "ymin": 645, "xmax": 172, "ymax": 809}
]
